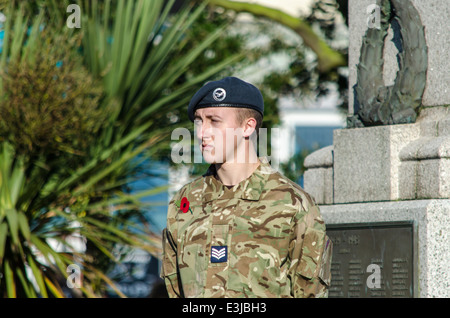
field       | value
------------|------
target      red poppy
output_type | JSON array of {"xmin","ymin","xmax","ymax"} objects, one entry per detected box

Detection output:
[{"xmin": 180, "ymin": 197, "xmax": 192, "ymax": 214}]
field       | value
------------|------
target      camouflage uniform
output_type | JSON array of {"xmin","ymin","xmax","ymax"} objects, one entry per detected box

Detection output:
[{"xmin": 161, "ymin": 157, "xmax": 332, "ymax": 298}]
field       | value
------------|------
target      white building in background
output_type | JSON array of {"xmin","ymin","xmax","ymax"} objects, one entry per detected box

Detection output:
[{"xmin": 274, "ymin": 107, "xmax": 345, "ymax": 164}]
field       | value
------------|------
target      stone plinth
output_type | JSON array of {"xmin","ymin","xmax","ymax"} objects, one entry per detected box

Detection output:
[
  {"xmin": 399, "ymin": 107, "xmax": 450, "ymax": 199},
  {"xmin": 303, "ymin": 0, "xmax": 450, "ymax": 298},
  {"xmin": 303, "ymin": 146, "xmax": 334, "ymax": 205},
  {"xmin": 304, "ymin": 106, "xmax": 450, "ymax": 205},
  {"xmin": 333, "ymin": 123, "xmax": 420, "ymax": 203},
  {"xmin": 320, "ymin": 199, "xmax": 450, "ymax": 298}
]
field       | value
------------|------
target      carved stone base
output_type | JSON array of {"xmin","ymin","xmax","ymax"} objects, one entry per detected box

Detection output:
[
  {"xmin": 320, "ymin": 199, "xmax": 450, "ymax": 298},
  {"xmin": 399, "ymin": 107, "xmax": 450, "ymax": 199},
  {"xmin": 304, "ymin": 106, "xmax": 450, "ymax": 205}
]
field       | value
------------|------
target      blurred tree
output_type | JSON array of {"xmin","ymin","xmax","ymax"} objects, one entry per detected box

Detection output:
[
  {"xmin": 0, "ymin": 32, "xmax": 104, "ymax": 164},
  {"xmin": 304, "ymin": 0, "xmax": 349, "ymax": 113},
  {"xmin": 195, "ymin": 0, "xmax": 349, "ymax": 114},
  {"xmin": 206, "ymin": 0, "xmax": 346, "ymax": 73}
]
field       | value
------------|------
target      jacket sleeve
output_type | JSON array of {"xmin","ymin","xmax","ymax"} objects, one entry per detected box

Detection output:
[
  {"xmin": 161, "ymin": 195, "xmax": 183, "ymax": 298},
  {"xmin": 288, "ymin": 198, "xmax": 333, "ymax": 298}
]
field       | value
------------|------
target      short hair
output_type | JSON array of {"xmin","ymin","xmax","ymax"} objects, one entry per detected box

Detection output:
[{"xmin": 234, "ymin": 108, "xmax": 263, "ymax": 137}]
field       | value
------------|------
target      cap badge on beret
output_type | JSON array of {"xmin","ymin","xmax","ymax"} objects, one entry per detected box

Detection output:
[
  {"xmin": 212, "ymin": 88, "xmax": 226, "ymax": 101},
  {"xmin": 187, "ymin": 76, "xmax": 264, "ymax": 122}
]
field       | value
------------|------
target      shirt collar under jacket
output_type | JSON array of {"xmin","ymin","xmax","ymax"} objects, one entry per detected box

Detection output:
[{"xmin": 202, "ymin": 156, "xmax": 276, "ymax": 203}]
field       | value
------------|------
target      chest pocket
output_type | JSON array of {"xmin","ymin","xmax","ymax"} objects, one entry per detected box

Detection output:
[
  {"xmin": 233, "ymin": 209, "xmax": 292, "ymax": 257},
  {"xmin": 228, "ymin": 211, "xmax": 292, "ymax": 297},
  {"xmin": 210, "ymin": 223, "xmax": 232, "ymax": 266},
  {"xmin": 177, "ymin": 215, "xmax": 210, "ymax": 297}
]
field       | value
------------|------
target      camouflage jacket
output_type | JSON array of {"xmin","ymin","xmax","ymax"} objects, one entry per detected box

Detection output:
[{"xmin": 161, "ymin": 157, "xmax": 332, "ymax": 298}]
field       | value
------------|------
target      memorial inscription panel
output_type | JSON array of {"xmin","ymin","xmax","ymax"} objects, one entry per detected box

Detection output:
[{"xmin": 326, "ymin": 222, "xmax": 414, "ymax": 298}]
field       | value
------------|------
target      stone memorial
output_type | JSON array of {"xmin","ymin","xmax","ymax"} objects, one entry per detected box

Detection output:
[
  {"xmin": 327, "ymin": 222, "xmax": 414, "ymax": 298},
  {"xmin": 304, "ymin": 0, "xmax": 450, "ymax": 297}
]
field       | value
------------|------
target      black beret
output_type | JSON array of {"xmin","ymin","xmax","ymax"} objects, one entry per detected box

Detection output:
[{"xmin": 187, "ymin": 77, "xmax": 264, "ymax": 122}]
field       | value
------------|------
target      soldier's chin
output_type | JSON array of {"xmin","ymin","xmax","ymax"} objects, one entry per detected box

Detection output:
[
  {"xmin": 202, "ymin": 151, "xmax": 217, "ymax": 164},
  {"xmin": 202, "ymin": 151, "xmax": 226, "ymax": 164}
]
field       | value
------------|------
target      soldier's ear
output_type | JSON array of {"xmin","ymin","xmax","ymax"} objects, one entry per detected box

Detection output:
[{"xmin": 242, "ymin": 117, "xmax": 257, "ymax": 138}]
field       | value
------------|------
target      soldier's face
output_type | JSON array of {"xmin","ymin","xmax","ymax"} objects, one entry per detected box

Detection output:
[{"xmin": 194, "ymin": 107, "xmax": 247, "ymax": 164}]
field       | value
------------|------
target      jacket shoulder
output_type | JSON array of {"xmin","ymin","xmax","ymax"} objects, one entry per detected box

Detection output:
[
  {"xmin": 263, "ymin": 170, "xmax": 317, "ymax": 209},
  {"xmin": 169, "ymin": 174, "xmax": 204, "ymax": 204}
]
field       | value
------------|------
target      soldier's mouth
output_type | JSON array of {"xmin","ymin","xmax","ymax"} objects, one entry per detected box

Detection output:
[{"xmin": 202, "ymin": 144, "xmax": 213, "ymax": 151}]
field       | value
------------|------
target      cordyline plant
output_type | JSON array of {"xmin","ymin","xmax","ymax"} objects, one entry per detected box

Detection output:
[{"xmin": 0, "ymin": 0, "xmax": 241, "ymax": 297}]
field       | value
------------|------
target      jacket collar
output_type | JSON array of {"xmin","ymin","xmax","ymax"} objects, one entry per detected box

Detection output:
[{"xmin": 202, "ymin": 157, "xmax": 276, "ymax": 202}]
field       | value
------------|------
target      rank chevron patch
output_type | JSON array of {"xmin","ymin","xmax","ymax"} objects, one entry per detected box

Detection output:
[{"xmin": 211, "ymin": 246, "xmax": 227, "ymax": 263}]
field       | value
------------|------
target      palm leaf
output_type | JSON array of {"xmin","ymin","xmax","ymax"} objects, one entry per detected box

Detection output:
[{"xmin": 4, "ymin": 261, "xmax": 16, "ymax": 297}]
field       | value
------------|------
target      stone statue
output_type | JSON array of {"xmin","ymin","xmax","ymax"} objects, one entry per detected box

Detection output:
[{"xmin": 348, "ymin": 0, "xmax": 428, "ymax": 128}]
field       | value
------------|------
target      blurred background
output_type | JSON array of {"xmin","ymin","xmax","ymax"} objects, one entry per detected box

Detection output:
[{"xmin": 0, "ymin": 0, "xmax": 347, "ymax": 297}]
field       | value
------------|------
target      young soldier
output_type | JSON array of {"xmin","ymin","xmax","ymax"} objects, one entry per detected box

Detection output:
[{"xmin": 161, "ymin": 77, "xmax": 332, "ymax": 298}]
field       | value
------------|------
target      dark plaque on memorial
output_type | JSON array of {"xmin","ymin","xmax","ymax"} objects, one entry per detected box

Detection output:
[{"xmin": 326, "ymin": 221, "xmax": 415, "ymax": 298}]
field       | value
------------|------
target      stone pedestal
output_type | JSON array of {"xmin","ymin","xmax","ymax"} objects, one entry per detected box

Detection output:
[
  {"xmin": 303, "ymin": 146, "xmax": 334, "ymax": 205},
  {"xmin": 305, "ymin": 107, "xmax": 450, "ymax": 205},
  {"xmin": 304, "ymin": 0, "xmax": 450, "ymax": 298},
  {"xmin": 304, "ymin": 107, "xmax": 450, "ymax": 298},
  {"xmin": 320, "ymin": 200, "xmax": 450, "ymax": 298},
  {"xmin": 399, "ymin": 107, "xmax": 450, "ymax": 200}
]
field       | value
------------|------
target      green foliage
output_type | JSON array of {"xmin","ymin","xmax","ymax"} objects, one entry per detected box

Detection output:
[
  {"xmin": 0, "ymin": 31, "xmax": 104, "ymax": 160},
  {"xmin": 206, "ymin": 0, "xmax": 349, "ymax": 114},
  {"xmin": 305, "ymin": 0, "xmax": 348, "ymax": 113},
  {"xmin": 0, "ymin": 0, "xmax": 239, "ymax": 297}
]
